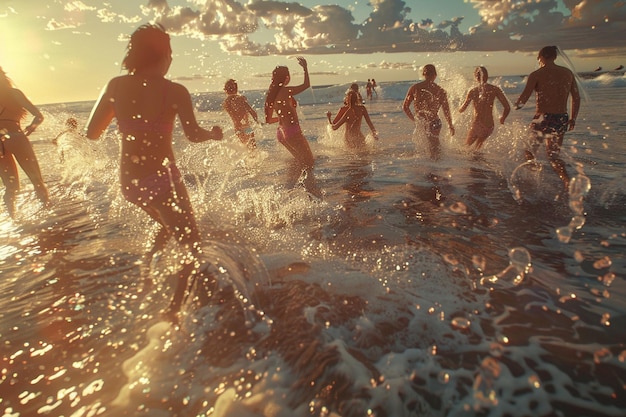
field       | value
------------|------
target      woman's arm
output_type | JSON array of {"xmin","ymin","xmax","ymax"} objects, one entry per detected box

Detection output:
[
  {"xmin": 289, "ymin": 57, "xmax": 310, "ymax": 96},
  {"xmin": 174, "ymin": 83, "xmax": 223, "ymax": 142},
  {"xmin": 15, "ymin": 89, "xmax": 44, "ymax": 136},
  {"xmin": 362, "ymin": 107, "xmax": 378, "ymax": 139},
  {"xmin": 458, "ymin": 89, "xmax": 473, "ymax": 113},
  {"xmin": 496, "ymin": 87, "xmax": 511, "ymax": 124},
  {"xmin": 86, "ymin": 81, "xmax": 115, "ymax": 140}
]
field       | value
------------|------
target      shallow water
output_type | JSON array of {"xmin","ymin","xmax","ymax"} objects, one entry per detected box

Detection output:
[{"xmin": 1, "ymin": 76, "xmax": 625, "ymax": 416}]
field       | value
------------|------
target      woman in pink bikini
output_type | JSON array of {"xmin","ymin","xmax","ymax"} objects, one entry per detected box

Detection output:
[
  {"xmin": 86, "ymin": 24, "xmax": 223, "ymax": 320},
  {"xmin": 264, "ymin": 57, "xmax": 321, "ymax": 197},
  {"xmin": 459, "ymin": 66, "xmax": 511, "ymax": 150},
  {"xmin": 0, "ymin": 67, "xmax": 50, "ymax": 217}
]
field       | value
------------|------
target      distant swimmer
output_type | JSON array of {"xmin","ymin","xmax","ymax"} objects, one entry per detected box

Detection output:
[
  {"xmin": 222, "ymin": 79, "xmax": 259, "ymax": 149},
  {"xmin": 614, "ymin": 65, "xmax": 624, "ymax": 71},
  {"xmin": 329, "ymin": 83, "xmax": 363, "ymax": 125},
  {"xmin": 53, "ymin": 117, "xmax": 82, "ymax": 162},
  {"xmin": 264, "ymin": 57, "xmax": 321, "ymax": 198},
  {"xmin": 459, "ymin": 66, "xmax": 511, "ymax": 150},
  {"xmin": 0, "ymin": 67, "xmax": 50, "ymax": 217},
  {"xmin": 86, "ymin": 24, "xmax": 223, "ymax": 321},
  {"xmin": 327, "ymin": 90, "xmax": 378, "ymax": 149},
  {"xmin": 514, "ymin": 45, "xmax": 581, "ymax": 191},
  {"xmin": 402, "ymin": 64, "xmax": 455, "ymax": 160}
]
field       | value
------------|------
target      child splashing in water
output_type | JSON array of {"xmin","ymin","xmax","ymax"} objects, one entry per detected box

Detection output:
[
  {"xmin": 459, "ymin": 66, "xmax": 511, "ymax": 150},
  {"xmin": 264, "ymin": 57, "xmax": 322, "ymax": 198},
  {"xmin": 86, "ymin": 24, "xmax": 223, "ymax": 321}
]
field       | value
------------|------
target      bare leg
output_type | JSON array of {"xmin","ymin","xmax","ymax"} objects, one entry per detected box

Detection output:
[
  {"xmin": 7, "ymin": 134, "xmax": 49, "ymax": 207},
  {"xmin": 546, "ymin": 135, "xmax": 569, "ymax": 191},
  {"xmin": 0, "ymin": 154, "xmax": 19, "ymax": 217},
  {"xmin": 428, "ymin": 135, "xmax": 441, "ymax": 160},
  {"xmin": 146, "ymin": 180, "xmax": 202, "ymax": 320},
  {"xmin": 280, "ymin": 133, "xmax": 321, "ymax": 197}
]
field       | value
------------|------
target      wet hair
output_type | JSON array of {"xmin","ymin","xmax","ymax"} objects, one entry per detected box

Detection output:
[
  {"xmin": 538, "ymin": 46, "xmax": 558, "ymax": 61},
  {"xmin": 350, "ymin": 83, "xmax": 359, "ymax": 92},
  {"xmin": 224, "ymin": 79, "xmax": 237, "ymax": 94},
  {"xmin": 65, "ymin": 118, "xmax": 78, "ymax": 129},
  {"xmin": 422, "ymin": 64, "xmax": 436, "ymax": 78},
  {"xmin": 122, "ymin": 24, "xmax": 171, "ymax": 73},
  {"xmin": 474, "ymin": 66, "xmax": 488, "ymax": 83},
  {"xmin": 264, "ymin": 66, "xmax": 290, "ymax": 114},
  {"xmin": 346, "ymin": 90, "xmax": 359, "ymax": 107},
  {"xmin": 0, "ymin": 67, "xmax": 26, "ymax": 119}
]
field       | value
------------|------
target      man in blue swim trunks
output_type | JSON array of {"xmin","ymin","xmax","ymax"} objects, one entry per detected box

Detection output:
[{"xmin": 514, "ymin": 46, "xmax": 581, "ymax": 191}]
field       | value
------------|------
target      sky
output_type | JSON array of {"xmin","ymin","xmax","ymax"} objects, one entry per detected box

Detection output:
[{"xmin": 1, "ymin": 0, "xmax": 625, "ymax": 104}]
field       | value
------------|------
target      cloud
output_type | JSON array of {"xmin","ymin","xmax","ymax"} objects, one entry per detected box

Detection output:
[{"xmin": 86, "ymin": 0, "xmax": 626, "ymax": 56}]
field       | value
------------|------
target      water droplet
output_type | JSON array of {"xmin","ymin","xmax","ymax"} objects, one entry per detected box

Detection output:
[
  {"xmin": 593, "ymin": 256, "xmax": 612, "ymax": 269},
  {"xmin": 451, "ymin": 317, "xmax": 471, "ymax": 330},
  {"xmin": 569, "ymin": 215, "xmax": 586, "ymax": 229},
  {"xmin": 556, "ymin": 226, "xmax": 572, "ymax": 243},
  {"xmin": 528, "ymin": 374, "xmax": 541, "ymax": 389},
  {"xmin": 569, "ymin": 174, "xmax": 591, "ymax": 198}
]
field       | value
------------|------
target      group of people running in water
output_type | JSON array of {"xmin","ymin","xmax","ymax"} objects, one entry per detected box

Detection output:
[{"xmin": 0, "ymin": 23, "xmax": 580, "ymax": 321}]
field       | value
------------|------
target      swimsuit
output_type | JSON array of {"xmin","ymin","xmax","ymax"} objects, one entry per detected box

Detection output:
[
  {"xmin": 530, "ymin": 113, "xmax": 568, "ymax": 137},
  {"xmin": 122, "ymin": 164, "xmax": 181, "ymax": 206},
  {"xmin": 0, "ymin": 120, "xmax": 21, "ymax": 157},
  {"xmin": 276, "ymin": 124, "xmax": 303, "ymax": 146},
  {"xmin": 468, "ymin": 121, "xmax": 494, "ymax": 139},
  {"xmin": 115, "ymin": 80, "xmax": 174, "ymax": 135},
  {"xmin": 417, "ymin": 115, "xmax": 442, "ymax": 135}
]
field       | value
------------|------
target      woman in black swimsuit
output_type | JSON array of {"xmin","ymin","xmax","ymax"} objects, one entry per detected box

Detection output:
[{"xmin": 0, "ymin": 67, "xmax": 50, "ymax": 217}]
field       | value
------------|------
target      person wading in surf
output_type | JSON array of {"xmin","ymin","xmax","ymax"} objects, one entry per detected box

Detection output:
[
  {"xmin": 264, "ymin": 57, "xmax": 321, "ymax": 198},
  {"xmin": 459, "ymin": 66, "xmax": 511, "ymax": 150},
  {"xmin": 0, "ymin": 67, "xmax": 50, "ymax": 217},
  {"xmin": 403, "ymin": 64, "xmax": 455, "ymax": 160},
  {"xmin": 86, "ymin": 24, "xmax": 223, "ymax": 321},
  {"xmin": 514, "ymin": 45, "xmax": 581, "ymax": 192}
]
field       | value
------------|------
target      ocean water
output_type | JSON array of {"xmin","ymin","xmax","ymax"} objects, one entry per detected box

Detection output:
[{"xmin": 1, "ymin": 71, "xmax": 625, "ymax": 417}]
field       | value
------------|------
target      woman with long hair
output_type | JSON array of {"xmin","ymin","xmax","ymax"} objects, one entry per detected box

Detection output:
[
  {"xmin": 0, "ymin": 68, "xmax": 50, "ymax": 217},
  {"xmin": 459, "ymin": 66, "xmax": 510, "ymax": 150},
  {"xmin": 327, "ymin": 90, "xmax": 378, "ymax": 149},
  {"xmin": 86, "ymin": 24, "xmax": 223, "ymax": 320},
  {"xmin": 264, "ymin": 57, "xmax": 321, "ymax": 197}
]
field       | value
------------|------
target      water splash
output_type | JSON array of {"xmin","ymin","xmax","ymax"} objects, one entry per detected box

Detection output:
[
  {"xmin": 480, "ymin": 247, "xmax": 532, "ymax": 288},
  {"xmin": 556, "ymin": 174, "xmax": 592, "ymax": 243}
]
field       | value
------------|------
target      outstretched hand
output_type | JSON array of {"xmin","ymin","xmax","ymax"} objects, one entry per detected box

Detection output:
[{"xmin": 296, "ymin": 56, "xmax": 308, "ymax": 70}]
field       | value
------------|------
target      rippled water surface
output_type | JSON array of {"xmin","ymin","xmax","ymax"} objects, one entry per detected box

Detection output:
[{"xmin": 1, "ymin": 76, "xmax": 625, "ymax": 416}]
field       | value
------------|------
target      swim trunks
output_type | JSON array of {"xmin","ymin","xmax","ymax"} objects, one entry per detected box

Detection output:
[
  {"xmin": 122, "ymin": 164, "xmax": 181, "ymax": 206},
  {"xmin": 468, "ymin": 121, "xmax": 494, "ymax": 139},
  {"xmin": 530, "ymin": 113, "xmax": 568, "ymax": 137},
  {"xmin": 276, "ymin": 124, "xmax": 303, "ymax": 146},
  {"xmin": 417, "ymin": 116, "xmax": 442, "ymax": 135}
]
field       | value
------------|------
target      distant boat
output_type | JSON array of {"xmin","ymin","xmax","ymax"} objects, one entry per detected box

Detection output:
[
  {"xmin": 614, "ymin": 65, "xmax": 624, "ymax": 70},
  {"xmin": 594, "ymin": 66, "xmax": 602, "ymax": 71}
]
